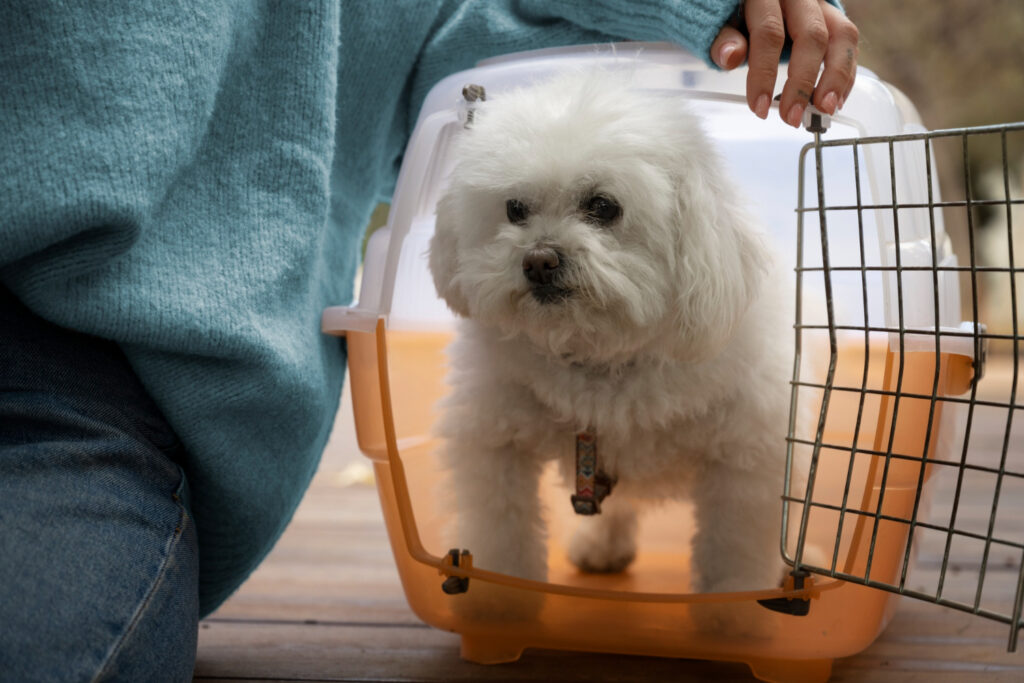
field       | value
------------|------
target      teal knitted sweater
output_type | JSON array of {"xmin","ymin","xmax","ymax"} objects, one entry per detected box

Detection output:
[{"xmin": 1, "ymin": 1, "xmax": 750, "ymax": 615}]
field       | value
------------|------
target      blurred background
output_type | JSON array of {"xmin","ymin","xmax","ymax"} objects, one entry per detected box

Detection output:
[{"xmin": 846, "ymin": 0, "xmax": 1024, "ymax": 131}]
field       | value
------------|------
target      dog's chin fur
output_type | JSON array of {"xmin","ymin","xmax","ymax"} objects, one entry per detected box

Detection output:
[{"xmin": 428, "ymin": 70, "xmax": 809, "ymax": 622}]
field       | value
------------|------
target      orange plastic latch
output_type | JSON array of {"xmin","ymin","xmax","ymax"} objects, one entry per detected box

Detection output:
[
  {"xmin": 757, "ymin": 570, "xmax": 815, "ymax": 616},
  {"xmin": 441, "ymin": 548, "xmax": 473, "ymax": 595}
]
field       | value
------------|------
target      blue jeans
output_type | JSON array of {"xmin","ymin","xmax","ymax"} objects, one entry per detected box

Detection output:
[{"xmin": 0, "ymin": 286, "xmax": 199, "ymax": 682}]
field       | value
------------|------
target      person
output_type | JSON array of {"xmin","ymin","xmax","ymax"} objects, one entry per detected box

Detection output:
[{"xmin": 0, "ymin": 1, "xmax": 857, "ymax": 680}]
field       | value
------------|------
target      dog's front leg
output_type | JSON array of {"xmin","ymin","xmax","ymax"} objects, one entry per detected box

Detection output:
[
  {"xmin": 445, "ymin": 439, "xmax": 548, "ymax": 581},
  {"xmin": 689, "ymin": 457, "xmax": 787, "ymax": 594},
  {"xmin": 441, "ymin": 435, "xmax": 548, "ymax": 620},
  {"xmin": 685, "ymin": 456, "xmax": 789, "ymax": 637}
]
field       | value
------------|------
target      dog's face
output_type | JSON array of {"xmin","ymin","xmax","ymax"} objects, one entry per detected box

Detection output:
[{"xmin": 430, "ymin": 73, "xmax": 766, "ymax": 364}]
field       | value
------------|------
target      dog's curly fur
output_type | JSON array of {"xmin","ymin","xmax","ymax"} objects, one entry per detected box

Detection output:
[{"xmin": 429, "ymin": 71, "xmax": 802, "ymax": 610}]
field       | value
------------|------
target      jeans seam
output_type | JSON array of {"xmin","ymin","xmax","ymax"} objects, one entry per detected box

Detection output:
[{"xmin": 89, "ymin": 498, "xmax": 191, "ymax": 683}]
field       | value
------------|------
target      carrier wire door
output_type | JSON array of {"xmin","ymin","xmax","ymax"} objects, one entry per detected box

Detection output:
[{"xmin": 785, "ymin": 119, "xmax": 1024, "ymax": 650}]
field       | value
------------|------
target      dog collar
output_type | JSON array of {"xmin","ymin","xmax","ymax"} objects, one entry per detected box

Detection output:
[{"xmin": 570, "ymin": 430, "xmax": 615, "ymax": 515}]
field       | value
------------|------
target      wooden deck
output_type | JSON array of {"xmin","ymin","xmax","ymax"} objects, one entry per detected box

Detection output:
[{"xmin": 194, "ymin": 356, "xmax": 1024, "ymax": 682}]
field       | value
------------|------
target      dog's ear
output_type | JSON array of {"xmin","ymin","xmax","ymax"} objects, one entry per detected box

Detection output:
[
  {"xmin": 671, "ymin": 160, "xmax": 768, "ymax": 360},
  {"xmin": 429, "ymin": 192, "xmax": 471, "ymax": 317}
]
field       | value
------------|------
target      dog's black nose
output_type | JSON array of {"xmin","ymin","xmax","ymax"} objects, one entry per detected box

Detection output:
[{"xmin": 522, "ymin": 247, "xmax": 560, "ymax": 285}]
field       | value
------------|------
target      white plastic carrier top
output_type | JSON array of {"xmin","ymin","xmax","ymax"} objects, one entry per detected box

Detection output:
[{"xmin": 322, "ymin": 42, "xmax": 964, "ymax": 354}]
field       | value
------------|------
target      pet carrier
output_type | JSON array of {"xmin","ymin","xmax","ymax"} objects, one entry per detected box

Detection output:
[{"xmin": 321, "ymin": 43, "xmax": 1023, "ymax": 682}]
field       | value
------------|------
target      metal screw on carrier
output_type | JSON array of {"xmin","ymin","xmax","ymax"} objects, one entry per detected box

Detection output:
[
  {"xmin": 441, "ymin": 548, "xmax": 471, "ymax": 595},
  {"xmin": 803, "ymin": 104, "xmax": 831, "ymax": 134},
  {"xmin": 461, "ymin": 84, "xmax": 486, "ymax": 128}
]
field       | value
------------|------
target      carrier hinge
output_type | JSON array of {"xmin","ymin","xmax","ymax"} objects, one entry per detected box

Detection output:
[
  {"xmin": 757, "ymin": 569, "xmax": 813, "ymax": 616},
  {"xmin": 441, "ymin": 548, "xmax": 472, "ymax": 595}
]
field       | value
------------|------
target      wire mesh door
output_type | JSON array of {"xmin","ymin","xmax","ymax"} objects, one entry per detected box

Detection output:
[{"xmin": 784, "ymin": 117, "xmax": 1024, "ymax": 650}]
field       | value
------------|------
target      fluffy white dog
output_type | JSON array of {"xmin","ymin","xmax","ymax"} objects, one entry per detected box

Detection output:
[{"xmin": 429, "ymin": 71, "xmax": 802, "ymax": 614}]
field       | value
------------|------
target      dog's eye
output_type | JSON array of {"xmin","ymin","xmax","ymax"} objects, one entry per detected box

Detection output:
[
  {"xmin": 583, "ymin": 195, "xmax": 622, "ymax": 225},
  {"xmin": 506, "ymin": 199, "xmax": 529, "ymax": 225}
]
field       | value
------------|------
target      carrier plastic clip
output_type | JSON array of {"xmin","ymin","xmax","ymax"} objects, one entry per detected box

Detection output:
[
  {"xmin": 441, "ymin": 548, "xmax": 473, "ymax": 595},
  {"xmin": 460, "ymin": 84, "xmax": 486, "ymax": 128},
  {"xmin": 802, "ymin": 104, "xmax": 831, "ymax": 134},
  {"xmin": 570, "ymin": 431, "xmax": 616, "ymax": 515},
  {"xmin": 757, "ymin": 569, "xmax": 813, "ymax": 616},
  {"xmin": 775, "ymin": 92, "xmax": 832, "ymax": 134}
]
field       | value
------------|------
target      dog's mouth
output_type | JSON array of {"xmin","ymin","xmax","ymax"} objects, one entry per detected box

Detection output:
[{"xmin": 530, "ymin": 284, "xmax": 573, "ymax": 305}]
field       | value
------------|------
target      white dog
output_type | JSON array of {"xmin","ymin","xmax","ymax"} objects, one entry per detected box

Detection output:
[{"xmin": 429, "ymin": 71, "xmax": 802, "ymax": 615}]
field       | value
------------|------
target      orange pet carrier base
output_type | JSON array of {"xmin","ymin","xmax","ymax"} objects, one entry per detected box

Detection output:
[{"xmin": 332, "ymin": 319, "xmax": 974, "ymax": 683}]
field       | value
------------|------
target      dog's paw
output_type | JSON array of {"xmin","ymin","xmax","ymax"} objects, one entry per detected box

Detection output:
[
  {"xmin": 449, "ymin": 580, "xmax": 546, "ymax": 623},
  {"xmin": 690, "ymin": 599, "xmax": 775, "ymax": 639},
  {"xmin": 689, "ymin": 564, "xmax": 787, "ymax": 639},
  {"xmin": 568, "ymin": 528, "xmax": 636, "ymax": 573},
  {"xmin": 693, "ymin": 561, "xmax": 788, "ymax": 597},
  {"xmin": 567, "ymin": 500, "xmax": 638, "ymax": 574}
]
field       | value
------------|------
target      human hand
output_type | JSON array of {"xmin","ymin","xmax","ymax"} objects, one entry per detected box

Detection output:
[{"xmin": 710, "ymin": 0, "xmax": 859, "ymax": 126}]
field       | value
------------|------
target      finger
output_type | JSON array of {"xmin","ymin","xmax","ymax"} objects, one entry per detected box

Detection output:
[
  {"xmin": 778, "ymin": 0, "xmax": 829, "ymax": 127},
  {"xmin": 710, "ymin": 25, "xmax": 748, "ymax": 71},
  {"xmin": 744, "ymin": 0, "xmax": 787, "ymax": 119},
  {"xmin": 812, "ymin": 2, "xmax": 859, "ymax": 113}
]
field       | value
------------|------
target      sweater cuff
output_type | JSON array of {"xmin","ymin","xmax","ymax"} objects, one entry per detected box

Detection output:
[
  {"xmin": 518, "ymin": 0, "xmax": 845, "ymax": 68},
  {"xmin": 597, "ymin": 0, "xmax": 741, "ymax": 63},
  {"xmin": 519, "ymin": 0, "xmax": 743, "ymax": 66}
]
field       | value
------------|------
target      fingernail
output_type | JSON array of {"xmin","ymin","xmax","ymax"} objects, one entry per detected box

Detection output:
[
  {"xmin": 719, "ymin": 43, "xmax": 736, "ymax": 69},
  {"xmin": 786, "ymin": 103, "xmax": 804, "ymax": 128},
  {"xmin": 754, "ymin": 94, "xmax": 770, "ymax": 119},
  {"xmin": 838, "ymin": 93, "xmax": 846, "ymax": 110},
  {"xmin": 822, "ymin": 91, "xmax": 839, "ymax": 115}
]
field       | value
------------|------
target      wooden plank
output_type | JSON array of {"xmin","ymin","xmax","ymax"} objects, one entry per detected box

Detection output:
[
  {"xmin": 195, "ymin": 612, "xmax": 1024, "ymax": 683},
  {"xmin": 195, "ymin": 621, "xmax": 757, "ymax": 682}
]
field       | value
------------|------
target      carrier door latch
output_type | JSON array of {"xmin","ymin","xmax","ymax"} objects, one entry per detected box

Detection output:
[
  {"xmin": 441, "ymin": 548, "xmax": 472, "ymax": 595},
  {"xmin": 459, "ymin": 84, "xmax": 486, "ymax": 128},
  {"xmin": 758, "ymin": 569, "xmax": 813, "ymax": 616},
  {"xmin": 803, "ymin": 105, "xmax": 831, "ymax": 134}
]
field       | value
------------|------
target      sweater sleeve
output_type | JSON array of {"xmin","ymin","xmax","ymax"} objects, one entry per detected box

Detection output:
[
  {"xmin": 514, "ymin": 0, "xmax": 739, "ymax": 63},
  {"xmin": 408, "ymin": 0, "xmax": 742, "ymax": 129},
  {"xmin": 0, "ymin": 4, "xmax": 233, "ymax": 285},
  {"xmin": 408, "ymin": 0, "xmax": 844, "ymax": 120}
]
